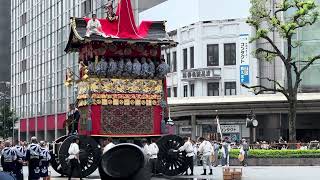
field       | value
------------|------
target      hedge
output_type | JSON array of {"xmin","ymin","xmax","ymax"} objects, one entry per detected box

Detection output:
[{"xmin": 225, "ymin": 149, "xmax": 320, "ymax": 158}]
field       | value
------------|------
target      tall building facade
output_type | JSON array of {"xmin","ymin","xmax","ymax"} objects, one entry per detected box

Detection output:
[
  {"xmin": 0, "ymin": 0, "xmax": 11, "ymax": 82},
  {"xmin": 11, "ymin": 0, "xmax": 165, "ymax": 141}
]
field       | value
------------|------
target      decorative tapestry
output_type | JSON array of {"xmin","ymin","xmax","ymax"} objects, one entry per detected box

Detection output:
[{"xmin": 101, "ymin": 106, "xmax": 154, "ymax": 134}]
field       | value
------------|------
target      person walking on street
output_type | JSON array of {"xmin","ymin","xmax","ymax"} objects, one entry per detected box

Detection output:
[
  {"xmin": 148, "ymin": 139, "xmax": 159, "ymax": 176},
  {"xmin": 13, "ymin": 140, "xmax": 25, "ymax": 180},
  {"xmin": 212, "ymin": 141, "xmax": 220, "ymax": 167},
  {"xmin": 26, "ymin": 136, "xmax": 41, "ymax": 180},
  {"xmin": 39, "ymin": 141, "xmax": 51, "ymax": 180},
  {"xmin": 198, "ymin": 137, "xmax": 213, "ymax": 175},
  {"xmin": 178, "ymin": 137, "xmax": 195, "ymax": 176},
  {"xmin": 241, "ymin": 139, "xmax": 249, "ymax": 166},
  {"xmin": 1, "ymin": 140, "xmax": 17, "ymax": 174},
  {"xmin": 221, "ymin": 140, "xmax": 231, "ymax": 167},
  {"xmin": 68, "ymin": 137, "xmax": 82, "ymax": 180},
  {"xmin": 141, "ymin": 139, "xmax": 150, "ymax": 162}
]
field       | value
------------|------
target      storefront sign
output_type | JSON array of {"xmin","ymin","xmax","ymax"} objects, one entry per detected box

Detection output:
[
  {"xmin": 239, "ymin": 34, "xmax": 250, "ymax": 84},
  {"xmin": 220, "ymin": 125, "xmax": 240, "ymax": 133},
  {"xmin": 240, "ymin": 65, "xmax": 249, "ymax": 83}
]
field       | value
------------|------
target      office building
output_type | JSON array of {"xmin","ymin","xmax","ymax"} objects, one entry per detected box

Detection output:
[{"xmin": 11, "ymin": 0, "xmax": 166, "ymax": 141}]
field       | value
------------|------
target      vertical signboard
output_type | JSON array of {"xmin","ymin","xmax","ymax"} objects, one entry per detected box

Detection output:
[{"xmin": 239, "ymin": 34, "xmax": 250, "ymax": 84}]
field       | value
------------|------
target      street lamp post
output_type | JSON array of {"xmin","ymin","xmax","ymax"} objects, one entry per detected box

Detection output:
[{"xmin": 246, "ymin": 110, "xmax": 259, "ymax": 143}]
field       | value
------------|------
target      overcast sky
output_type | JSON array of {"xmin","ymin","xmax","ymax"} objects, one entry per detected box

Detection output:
[{"xmin": 139, "ymin": 0, "xmax": 251, "ymax": 31}]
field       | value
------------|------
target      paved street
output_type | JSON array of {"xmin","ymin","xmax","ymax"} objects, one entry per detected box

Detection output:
[{"xmin": 19, "ymin": 166, "xmax": 320, "ymax": 179}]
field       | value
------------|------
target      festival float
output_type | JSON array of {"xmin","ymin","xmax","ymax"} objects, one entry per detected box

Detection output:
[{"xmin": 50, "ymin": 0, "xmax": 189, "ymax": 178}]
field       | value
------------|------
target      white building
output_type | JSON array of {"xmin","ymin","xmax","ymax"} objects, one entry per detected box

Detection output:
[
  {"xmin": 11, "ymin": 0, "xmax": 166, "ymax": 141},
  {"xmin": 165, "ymin": 19, "xmax": 258, "ymax": 98}
]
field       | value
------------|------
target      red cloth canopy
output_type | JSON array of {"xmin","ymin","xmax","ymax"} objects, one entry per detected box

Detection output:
[{"xmin": 84, "ymin": 0, "xmax": 153, "ymax": 39}]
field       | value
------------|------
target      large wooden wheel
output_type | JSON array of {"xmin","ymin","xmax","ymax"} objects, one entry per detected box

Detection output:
[
  {"xmin": 50, "ymin": 135, "xmax": 69, "ymax": 176},
  {"xmin": 58, "ymin": 135, "xmax": 101, "ymax": 178},
  {"xmin": 156, "ymin": 135, "xmax": 188, "ymax": 176}
]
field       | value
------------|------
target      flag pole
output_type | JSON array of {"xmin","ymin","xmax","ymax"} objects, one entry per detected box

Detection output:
[{"xmin": 215, "ymin": 110, "xmax": 223, "ymax": 142}]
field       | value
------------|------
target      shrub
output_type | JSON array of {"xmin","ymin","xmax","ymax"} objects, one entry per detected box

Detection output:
[{"xmin": 226, "ymin": 149, "xmax": 320, "ymax": 158}]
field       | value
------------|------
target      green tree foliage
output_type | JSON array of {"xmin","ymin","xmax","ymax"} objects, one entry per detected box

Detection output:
[
  {"xmin": 243, "ymin": 0, "xmax": 320, "ymax": 142},
  {"xmin": 0, "ymin": 102, "xmax": 18, "ymax": 139}
]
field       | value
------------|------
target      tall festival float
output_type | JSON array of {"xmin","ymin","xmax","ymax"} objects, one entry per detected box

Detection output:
[{"xmin": 50, "ymin": 0, "xmax": 189, "ymax": 179}]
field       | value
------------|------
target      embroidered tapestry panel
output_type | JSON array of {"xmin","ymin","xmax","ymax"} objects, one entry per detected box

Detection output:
[{"xmin": 101, "ymin": 106, "xmax": 154, "ymax": 134}]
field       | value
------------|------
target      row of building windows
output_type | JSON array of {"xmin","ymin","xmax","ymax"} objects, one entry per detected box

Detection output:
[
  {"xmin": 165, "ymin": 43, "xmax": 237, "ymax": 72},
  {"xmin": 167, "ymin": 82, "xmax": 236, "ymax": 98}
]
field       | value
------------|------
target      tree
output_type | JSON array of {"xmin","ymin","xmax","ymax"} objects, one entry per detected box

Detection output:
[
  {"xmin": 243, "ymin": 0, "xmax": 320, "ymax": 142},
  {"xmin": 0, "ymin": 102, "xmax": 18, "ymax": 139}
]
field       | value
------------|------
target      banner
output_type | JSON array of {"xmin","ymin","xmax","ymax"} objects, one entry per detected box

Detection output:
[{"xmin": 239, "ymin": 34, "xmax": 250, "ymax": 84}]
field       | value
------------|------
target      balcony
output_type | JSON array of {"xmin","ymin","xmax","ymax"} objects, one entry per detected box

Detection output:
[{"xmin": 181, "ymin": 67, "xmax": 221, "ymax": 81}]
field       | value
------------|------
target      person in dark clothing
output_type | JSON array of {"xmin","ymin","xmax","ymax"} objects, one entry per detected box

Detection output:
[
  {"xmin": 26, "ymin": 137, "xmax": 41, "ymax": 180},
  {"xmin": 13, "ymin": 140, "xmax": 25, "ymax": 180},
  {"xmin": 1, "ymin": 141, "xmax": 16, "ymax": 174},
  {"xmin": 67, "ymin": 104, "xmax": 81, "ymax": 134},
  {"xmin": 39, "ymin": 141, "xmax": 51, "ymax": 180},
  {"xmin": 241, "ymin": 139, "xmax": 249, "ymax": 166}
]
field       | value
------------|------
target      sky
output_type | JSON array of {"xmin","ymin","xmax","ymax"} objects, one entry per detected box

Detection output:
[{"xmin": 139, "ymin": 0, "xmax": 251, "ymax": 31}]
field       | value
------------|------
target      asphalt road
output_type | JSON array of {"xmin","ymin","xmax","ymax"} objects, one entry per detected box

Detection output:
[{"xmin": 18, "ymin": 165, "xmax": 320, "ymax": 180}]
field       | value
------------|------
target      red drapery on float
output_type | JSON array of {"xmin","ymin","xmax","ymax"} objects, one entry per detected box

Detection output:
[{"xmin": 84, "ymin": 0, "xmax": 153, "ymax": 39}]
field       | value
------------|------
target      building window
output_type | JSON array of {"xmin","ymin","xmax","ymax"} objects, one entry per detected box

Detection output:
[
  {"xmin": 183, "ymin": 48, "xmax": 188, "ymax": 69},
  {"xmin": 173, "ymin": 87, "xmax": 177, "ymax": 97},
  {"xmin": 208, "ymin": 82, "xmax": 219, "ymax": 96},
  {"xmin": 183, "ymin": 85, "xmax": 188, "ymax": 97},
  {"xmin": 224, "ymin": 43, "xmax": 236, "ymax": 65},
  {"xmin": 166, "ymin": 53, "xmax": 171, "ymax": 71},
  {"xmin": 21, "ymin": 59, "xmax": 27, "ymax": 72},
  {"xmin": 207, "ymin": 44, "xmax": 219, "ymax": 66},
  {"xmin": 167, "ymin": 88, "xmax": 171, "ymax": 97},
  {"xmin": 190, "ymin": 47, "xmax": 194, "ymax": 68},
  {"xmin": 190, "ymin": 84, "xmax": 195, "ymax": 97},
  {"xmin": 225, "ymin": 82, "xmax": 236, "ymax": 95},
  {"xmin": 81, "ymin": 0, "xmax": 92, "ymax": 16},
  {"xmin": 21, "ymin": 12, "xmax": 27, "ymax": 26},
  {"xmin": 172, "ymin": 51, "xmax": 177, "ymax": 72},
  {"xmin": 21, "ymin": 83, "xmax": 27, "ymax": 95},
  {"xmin": 21, "ymin": 36, "xmax": 27, "ymax": 49}
]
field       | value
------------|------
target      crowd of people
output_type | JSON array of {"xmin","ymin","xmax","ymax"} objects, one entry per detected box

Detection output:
[{"xmin": 0, "ymin": 137, "xmax": 51, "ymax": 180}]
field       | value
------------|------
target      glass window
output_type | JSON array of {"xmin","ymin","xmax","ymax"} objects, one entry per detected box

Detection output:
[
  {"xmin": 167, "ymin": 88, "xmax": 171, "ymax": 97},
  {"xmin": 190, "ymin": 84, "xmax": 194, "ymax": 97},
  {"xmin": 224, "ymin": 43, "xmax": 236, "ymax": 65},
  {"xmin": 21, "ymin": 12, "xmax": 27, "ymax": 26},
  {"xmin": 173, "ymin": 87, "xmax": 177, "ymax": 97},
  {"xmin": 166, "ymin": 52, "xmax": 171, "ymax": 72},
  {"xmin": 183, "ymin": 48, "xmax": 187, "ymax": 69},
  {"xmin": 225, "ymin": 82, "xmax": 236, "ymax": 95},
  {"xmin": 21, "ymin": 36, "xmax": 27, "ymax": 49},
  {"xmin": 190, "ymin": 47, "xmax": 194, "ymax": 68},
  {"xmin": 21, "ymin": 83, "xmax": 27, "ymax": 94},
  {"xmin": 183, "ymin": 85, "xmax": 188, "ymax": 97},
  {"xmin": 172, "ymin": 51, "xmax": 177, "ymax": 72},
  {"xmin": 207, "ymin": 44, "xmax": 219, "ymax": 66},
  {"xmin": 208, "ymin": 82, "xmax": 219, "ymax": 96},
  {"xmin": 21, "ymin": 59, "xmax": 27, "ymax": 71}
]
